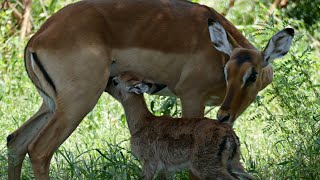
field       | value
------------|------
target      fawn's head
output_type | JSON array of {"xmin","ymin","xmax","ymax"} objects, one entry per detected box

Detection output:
[{"xmin": 107, "ymin": 71, "xmax": 152, "ymax": 102}]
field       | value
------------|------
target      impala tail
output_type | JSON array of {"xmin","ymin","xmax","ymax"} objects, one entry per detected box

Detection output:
[{"xmin": 24, "ymin": 48, "xmax": 56, "ymax": 112}]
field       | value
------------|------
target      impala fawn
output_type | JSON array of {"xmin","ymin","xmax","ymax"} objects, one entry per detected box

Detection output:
[{"xmin": 106, "ymin": 72, "xmax": 253, "ymax": 180}]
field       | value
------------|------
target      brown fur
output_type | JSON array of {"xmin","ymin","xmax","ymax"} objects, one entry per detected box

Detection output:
[{"xmin": 105, "ymin": 72, "xmax": 253, "ymax": 179}]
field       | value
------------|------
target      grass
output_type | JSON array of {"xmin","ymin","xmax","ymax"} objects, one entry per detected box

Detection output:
[{"xmin": 1, "ymin": 0, "xmax": 319, "ymax": 179}]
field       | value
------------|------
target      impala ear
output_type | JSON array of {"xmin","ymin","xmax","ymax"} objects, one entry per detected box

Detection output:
[
  {"xmin": 128, "ymin": 83, "xmax": 151, "ymax": 94},
  {"xmin": 262, "ymin": 28, "xmax": 294, "ymax": 67},
  {"xmin": 208, "ymin": 18, "xmax": 233, "ymax": 55}
]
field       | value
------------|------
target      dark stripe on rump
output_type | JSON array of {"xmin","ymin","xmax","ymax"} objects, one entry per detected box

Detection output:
[
  {"xmin": 31, "ymin": 52, "xmax": 57, "ymax": 92},
  {"xmin": 24, "ymin": 47, "xmax": 52, "ymax": 101}
]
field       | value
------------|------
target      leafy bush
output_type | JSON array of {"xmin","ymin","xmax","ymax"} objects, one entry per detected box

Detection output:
[{"xmin": 283, "ymin": 0, "xmax": 320, "ymax": 37}]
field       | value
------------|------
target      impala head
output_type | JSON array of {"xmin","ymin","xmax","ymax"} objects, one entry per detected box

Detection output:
[
  {"xmin": 108, "ymin": 72, "xmax": 152, "ymax": 102},
  {"xmin": 208, "ymin": 19, "xmax": 294, "ymax": 125}
]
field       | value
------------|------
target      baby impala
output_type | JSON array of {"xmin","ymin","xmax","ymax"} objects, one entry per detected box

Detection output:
[{"xmin": 106, "ymin": 72, "xmax": 253, "ymax": 180}]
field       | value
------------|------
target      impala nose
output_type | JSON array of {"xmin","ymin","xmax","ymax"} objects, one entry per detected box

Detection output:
[
  {"xmin": 111, "ymin": 78, "xmax": 119, "ymax": 86},
  {"xmin": 217, "ymin": 110, "xmax": 231, "ymax": 123}
]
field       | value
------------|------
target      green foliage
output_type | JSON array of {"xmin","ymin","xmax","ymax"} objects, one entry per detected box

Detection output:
[
  {"xmin": 283, "ymin": 0, "xmax": 320, "ymax": 36},
  {"xmin": 0, "ymin": 0, "xmax": 319, "ymax": 179},
  {"xmin": 149, "ymin": 96, "xmax": 181, "ymax": 117},
  {"xmin": 51, "ymin": 140, "xmax": 141, "ymax": 179},
  {"xmin": 238, "ymin": 33, "xmax": 320, "ymax": 178}
]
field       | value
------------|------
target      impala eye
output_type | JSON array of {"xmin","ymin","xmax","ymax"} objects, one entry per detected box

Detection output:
[{"xmin": 246, "ymin": 70, "xmax": 258, "ymax": 84}]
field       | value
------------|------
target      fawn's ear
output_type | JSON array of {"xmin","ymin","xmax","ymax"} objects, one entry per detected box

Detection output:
[
  {"xmin": 208, "ymin": 18, "xmax": 233, "ymax": 55},
  {"xmin": 128, "ymin": 83, "xmax": 151, "ymax": 94},
  {"xmin": 262, "ymin": 28, "xmax": 294, "ymax": 67}
]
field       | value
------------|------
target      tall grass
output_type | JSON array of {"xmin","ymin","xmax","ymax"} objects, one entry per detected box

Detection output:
[{"xmin": 0, "ymin": 0, "xmax": 319, "ymax": 179}]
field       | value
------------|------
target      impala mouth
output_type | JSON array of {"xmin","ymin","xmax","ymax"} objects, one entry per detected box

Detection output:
[
  {"xmin": 218, "ymin": 113, "xmax": 231, "ymax": 123},
  {"xmin": 217, "ymin": 109, "xmax": 234, "ymax": 125}
]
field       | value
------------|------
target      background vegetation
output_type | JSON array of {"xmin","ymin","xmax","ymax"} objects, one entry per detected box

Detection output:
[{"xmin": 0, "ymin": 0, "xmax": 319, "ymax": 179}]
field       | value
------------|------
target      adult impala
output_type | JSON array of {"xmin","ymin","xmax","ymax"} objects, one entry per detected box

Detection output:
[{"xmin": 7, "ymin": 0, "xmax": 293, "ymax": 179}]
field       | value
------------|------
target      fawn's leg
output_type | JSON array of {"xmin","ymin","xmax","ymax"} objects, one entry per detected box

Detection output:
[{"xmin": 141, "ymin": 160, "xmax": 157, "ymax": 180}]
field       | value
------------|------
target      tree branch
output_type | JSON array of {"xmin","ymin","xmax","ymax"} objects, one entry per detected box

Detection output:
[
  {"xmin": 20, "ymin": 0, "xmax": 32, "ymax": 39},
  {"xmin": 269, "ymin": 0, "xmax": 281, "ymax": 14},
  {"xmin": 221, "ymin": 0, "xmax": 235, "ymax": 16},
  {"xmin": 1, "ymin": 0, "xmax": 23, "ymax": 23},
  {"xmin": 280, "ymin": 0, "xmax": 289, "ymax": 8},
  {"xmin": 269, "ymin": 0, "xmax": 289, "ymax": 14}
]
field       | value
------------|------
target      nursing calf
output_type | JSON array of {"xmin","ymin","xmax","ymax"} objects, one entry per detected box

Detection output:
[{"xmin": 106, "ymin": 72, "xmax": 253, "ymax": 180}]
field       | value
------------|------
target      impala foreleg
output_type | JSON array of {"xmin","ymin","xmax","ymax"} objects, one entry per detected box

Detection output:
[
  {"xmin": 176, "ymin": 85, "xmax": 205, "ymax": 118},
  {"xmin": 174, "ymin": 91, "xmax": 205, "ymax": 179},
  {"xmin": 180, "ymin": 94, "xmax": 205, "ymax": 118},
  {"xmin": 174, "ymin": 64, "xmax": 209, "ymax": 119},
  {"xmin": 179, "ymin": 93, "xmax": 205, "ymax": 180},
  {"xmin": 176, "ymin": 90, "xmax": 206, "ymax": 179},
  {"xmin": 7, "ymin": 102, "xmax": 52, "ymax": 180},
  {"xmin": 180, "ymin": 97, "xmax": 204, "ymax": 180}
]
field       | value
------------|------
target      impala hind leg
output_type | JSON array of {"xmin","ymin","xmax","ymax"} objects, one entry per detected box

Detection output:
[
  {"xmin": 228, "ymin": 153, "xmax": 254, "ymax": 180},
  {"xmin": 27, "ymin": 84, "xmax": 106, "ymax": 180},
  {"xmin": 7, "ymin": 102, "xmax": 52, "ymax": 180},
  {"xmin": 191, "ymin": 146, "xmax": 237, "ymax": 180}
]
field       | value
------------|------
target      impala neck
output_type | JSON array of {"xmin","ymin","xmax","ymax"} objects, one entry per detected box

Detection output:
[{"xmin": 120, "ymin": 94, "xmax": 153, "ymax": 135}]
